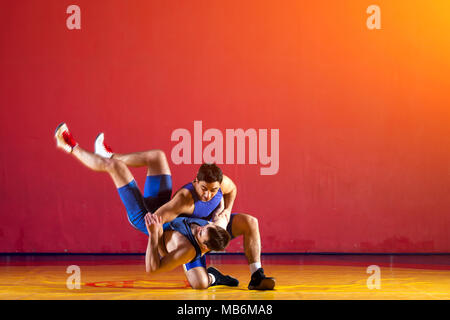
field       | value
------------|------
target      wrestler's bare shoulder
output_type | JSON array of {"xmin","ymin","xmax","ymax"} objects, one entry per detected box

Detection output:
[{"xmin": 171, "ymin": 187, "xmax": 195, "ymax": 208}]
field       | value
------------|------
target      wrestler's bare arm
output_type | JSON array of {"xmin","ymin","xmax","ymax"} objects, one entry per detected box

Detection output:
[
  {"xmin": 144, "ymin": 214, "xmax": 197, "ymax": 274},
  {"xmin": 213, "ymin": 175, "xmax": 237, "ymax": 225},
  {"xmin": 145, "ymin": 214, "xmax": 162, "ymax": 273},
  {"xmin": 152, "ymin": 189, "xmax": 193, "ymax": 224},
  {"xmin": 211, "ymin": 198, "xmax": 228, "ymax": 229},
  {"xmin": 151, "ymin": 243, "xmax": 196, "ymax": 274},
  {"xmin": 221, "ymin": 175, "xmax": 237, "ymax": 209}
]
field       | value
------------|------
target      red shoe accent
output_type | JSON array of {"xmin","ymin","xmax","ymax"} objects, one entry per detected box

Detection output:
[
  {"xmin": 103, "ymin": 142, "xmax": 113, "ymax": 153},
  {"xmin": 62, "ymin": 131, "xmax": 77, "ymax": 148}
]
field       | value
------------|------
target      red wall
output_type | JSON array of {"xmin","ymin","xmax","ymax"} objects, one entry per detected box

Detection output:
[{"xmin": 1, "ymin": 0, "xmax": 449, "ymax": 253}]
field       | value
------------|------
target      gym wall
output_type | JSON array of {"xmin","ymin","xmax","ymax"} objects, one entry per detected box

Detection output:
[{"xmin": 1, "ymin": 0, "xmax": 449, "ymax": 253}]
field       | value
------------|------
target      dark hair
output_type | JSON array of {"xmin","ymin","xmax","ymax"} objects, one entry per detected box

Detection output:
[
  {"xmin": 196, "ymin": 163, "xmax": 223, "ymax": 184},
  {"xmin": 204, "ymin": 226, "xmax": 231, "ymax": 251}
]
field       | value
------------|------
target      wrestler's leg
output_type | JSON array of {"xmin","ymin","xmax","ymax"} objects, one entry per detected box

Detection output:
[
  {"xmin": 71, "ymin": 146, "xmax": 149, "ymax": 234},
  {"xmin": 184, "ymin": 267, "xmax": 210, "ymax": 290},
  {"xmin": 113, "ymin": 149, "xmax": 171, "ymax": 176},
  {"xmin": 229, "ymin": 214, "xmax": 261, "ymax": 265},
  {"xmin": 71, "ymin": 145, "xmax": 133, "ymax": 188},
  {"xmin": 182, "ymin": 256, "xmax": 240, "ymax": 289},
  {"xmin": 95, "ymin": 134, "xmax": 173, "ymax": 212},
  {"xmin": 183, "ymin": 257, "xmax": 210, "ymax": 289},
  {"xmin": 186, "ymin": 255, "xmax": 238, "ymax": 288},
  {"xmin": 111, "ymin": 149, "xmax": 173, "ymax": 213},
  {"xmin": 55, "ymin": 123, "xmax": 148, "ymax": 234},
  {"xmin": 229, "ymin": 213, "xmax": 275, "ymax": 290}
]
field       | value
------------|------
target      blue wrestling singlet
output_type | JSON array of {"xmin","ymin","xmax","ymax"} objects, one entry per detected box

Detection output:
[
  {"xmin": 181, "ymin": 182, "xmax": 223, "ymax": 219},
  {"xmin": 182, "ymin": 182, "xmax": 237, "ymax": 240}
]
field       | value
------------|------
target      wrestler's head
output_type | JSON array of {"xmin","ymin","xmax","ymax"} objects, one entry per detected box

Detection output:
[
  {"xmin": 193, "ymin": 163, "xmax": 223, "ymax": 202},
  {"xmin": 196, "ymin": 224, "xmax": 230, "ymax": 252}
]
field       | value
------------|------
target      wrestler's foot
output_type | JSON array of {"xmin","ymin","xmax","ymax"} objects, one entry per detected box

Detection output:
[
  {"xmin": 95, "ymin": 133, "xmax": 114, "ymax": 158},
  {"xmin": 248, "ymin": 268, "xmax": 275, "ymax": 290},
  {"xmin": 54, "ymin": 122, "xmax": 78, "ymax": 153},
  {"xmin": 207, "ymin": 267, "xmax": 239, "ymax": 287}
]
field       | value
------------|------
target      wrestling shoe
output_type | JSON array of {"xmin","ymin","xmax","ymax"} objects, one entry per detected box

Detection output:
[
  {"xmin": 248, "ymin": 268, "xmax": 275, "ymax": 290},
  {"xmin": 207, "ymin": 267, "xmax": 239, "ymax": 287},
  {"xmin": 95, "ymin": 133, "xmax": 114, "ymax": 158},
  {"xmin": 54, "ymin": 122, "xmax": 78, "ymax": 153}
]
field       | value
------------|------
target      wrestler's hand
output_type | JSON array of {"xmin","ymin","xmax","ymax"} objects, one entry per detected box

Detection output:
[
  {"xmin": 146, "ymin": 213, "xmax": 163, "ymax": 243},
  {"xmin": 212, "ymin": 208, "xmax": 231, "ymax": 230},
  {"xmin": 144, "ymin": 213, "xmax": 160, "ymax": 240},
  {"xmin": 144, "ymin": 213, "xmax": 153, "ymax": 235}
]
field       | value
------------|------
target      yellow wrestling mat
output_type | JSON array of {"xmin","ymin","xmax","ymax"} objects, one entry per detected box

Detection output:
[{"xmin": 0, "ymin": 255, "xmax": 449, "ymax": 300}]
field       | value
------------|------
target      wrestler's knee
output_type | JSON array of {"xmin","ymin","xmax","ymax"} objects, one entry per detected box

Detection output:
[
  {"xmin": 188, "ymin": 276, "xmax": 209, "ymax": 290},
  {"xmin": 104, "ymin": 158, "xmax": 126, "ymax": 173},
  {"xmin": 155, "ymin": 149, "xmax": 168, "ymax": 161},
  {"xmin": 186, "ymin": 268, "xmax": 210, "ymax": 290},
  {"xmin": 242, "ymin": 214, "xmax": 259, "ymax": 231},
  {"xmin": 145, "ymin": 149, "xmax": 167, "ymax": 164},
  {"xmin": 232, "ymin": 214, "xmax": 259, "ymax": 237}
]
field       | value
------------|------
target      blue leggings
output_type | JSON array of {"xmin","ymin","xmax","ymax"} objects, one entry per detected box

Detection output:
[{"xmin": 117, "ymin": 175, "xmax": 172, "ymax": 236}]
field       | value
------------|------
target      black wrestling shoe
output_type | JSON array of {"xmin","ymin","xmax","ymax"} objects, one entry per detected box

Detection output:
[
  {"xmin": 248, "ymin": 268, "xmax": 275, "ymax": 290},
  {"xmin": 207, "ymin": 267, "xmax": 239, "ymax": 287}
]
